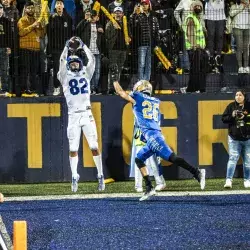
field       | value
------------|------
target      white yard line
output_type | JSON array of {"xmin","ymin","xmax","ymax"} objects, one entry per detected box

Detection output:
[
  {"xmin": 0, "ymin": 216, "xmax": 13, "ymax": 250},
  {"xmin": 4, "ymin": 190, "xmax": 250, "ymax": 202}
]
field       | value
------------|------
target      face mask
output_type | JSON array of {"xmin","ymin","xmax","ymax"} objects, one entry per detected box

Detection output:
[{"xmin": 194, "ymin": 8, "xmax": 202, "ymax": 14}]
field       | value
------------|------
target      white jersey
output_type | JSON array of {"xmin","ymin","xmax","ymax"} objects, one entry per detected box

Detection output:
[{"xmin": 57, "ymin": 45, "xmax": 95, "ymax": 114}]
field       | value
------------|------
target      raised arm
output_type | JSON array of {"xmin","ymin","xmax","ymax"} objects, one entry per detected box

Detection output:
[
  {"xmin": 113, "ymin": 81, "xmax": 135, "ymax": 104},
  {"xmin": 82, "ymin": 44, "xmax": 95, "ymax": 79},
  {"xmin": 57, "ymin": 45, "xmax": 69, "ymax": 83},
  {"xmin": 174, "ymin": 0, "xmax": 184, "ymax": 28}
]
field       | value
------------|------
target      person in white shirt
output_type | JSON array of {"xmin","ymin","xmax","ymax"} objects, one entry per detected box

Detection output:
[
  {"xmin": 174, "ymin": 0, "xmax": 205, "ymax": 72},
  {"xmin": 229, "ymin": 0, "xmax": 250, "ymax": 74},
  {"xmin": 57, "ymin": 36, "xmax": 105, "ymax": 192},
  {"xmin": 174, "ymin": 0, "xmax": 194, "ymax": 71}
]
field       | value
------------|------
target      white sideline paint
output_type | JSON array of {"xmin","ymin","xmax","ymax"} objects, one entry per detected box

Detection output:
[
  {"xmin": 0, "ymin": 216, "xmax": 12, "ymax": 250},
  {"xmin": 4, "ymin": 190, "xmax": 250, "ymax": 202}
]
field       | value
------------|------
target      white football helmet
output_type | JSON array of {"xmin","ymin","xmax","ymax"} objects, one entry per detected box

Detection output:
[{"xmin": 133, "ymin": 80, "xmax": 153, "ymax": 95}]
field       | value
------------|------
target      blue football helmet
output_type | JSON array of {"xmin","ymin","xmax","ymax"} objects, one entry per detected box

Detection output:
[{"xmin": 66, "ymin": 55, "xmax": 83, "ymax": 72}]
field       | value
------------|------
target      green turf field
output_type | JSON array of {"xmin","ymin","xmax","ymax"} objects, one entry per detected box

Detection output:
[{"xmin": 0, "ymin": 178, "xmax": 247, "ymax": 197}]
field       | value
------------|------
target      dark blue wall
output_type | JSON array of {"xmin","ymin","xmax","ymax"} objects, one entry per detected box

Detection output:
[{"xmin": 0, "ymin": 94, "xmax": 244, "ymax": 183}]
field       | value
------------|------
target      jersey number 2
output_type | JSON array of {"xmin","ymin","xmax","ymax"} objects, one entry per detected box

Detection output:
[
  {"xmin": 142, "ymin": 101, "xmax": 159, "ymax": 122},
  {"xmin": 69, "ymin": 78, "xmax": 88, "ymax": 95}
]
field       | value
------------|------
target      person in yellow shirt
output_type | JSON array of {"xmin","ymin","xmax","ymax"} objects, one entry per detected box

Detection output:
[{"xmin": 17, "ymin": 1, "xmax": 45, "ymax": 97}]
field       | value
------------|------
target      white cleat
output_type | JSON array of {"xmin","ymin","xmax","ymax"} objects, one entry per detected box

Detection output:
[
  {"xmin": 238, "ymin": 67, "xmax": 244, "ymax": 74},
  {"xmin": 98, "ymin": 175, "xmax": 105, "ymax": 191},
  {"xmin": 139, "ymin": 187, "xmax": 156, "ymax": 202},
  {"xmin": 199, "ymin": 169, "xmax": 206, "ymax": 190},
  {"xmin": 155, "ymin": 183, "xmax": 166, "ymax": 191},
  {"xmin": 71, "ymin": 174, "xmax": 80, "ymax": 192},
  {"xmin": 244, "ymin": 180, "xmax": 250, "ymax": 188},
  {"xmin": 135, "ymin": 187, "xmax": 143, "ymax": 193},
  {"xmin": 53, "ymin": 87, "xmax": 60, "ymax": 96},
  {"xmin": 224, "ymin": 179, "xmax": 232, "ymax": 188}
]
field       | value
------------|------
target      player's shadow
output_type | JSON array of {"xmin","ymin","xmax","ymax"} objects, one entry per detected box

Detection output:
[{"xmin": 105, "ymin": 129, "xmax": 128, "ymax": 181}]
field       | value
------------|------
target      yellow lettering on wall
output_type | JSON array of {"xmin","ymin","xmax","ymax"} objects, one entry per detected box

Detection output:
[
  {"xmin": 83, "ymin": 103, "xmax": 102, "ymax": 167},
  {"xmin": 122, "ymin": 103, "xmax": 134, "ymax": 165},
  {"xmin": 122, "ymin": 101, "xmax": 177, "ymax": 166},
  {"xmin": 8, "ymin": 104, "xmax": 60, "ymax": 168},
  {"xmin": 160, "ymin": 102, "xmax": 177, "ymax": 166},
  {"xmin": 198, "ymin": 100, "xmax": 232, "ymax": 165}
]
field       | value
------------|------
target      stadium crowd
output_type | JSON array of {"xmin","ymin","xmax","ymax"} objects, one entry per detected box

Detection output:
[{"xmin": 0, "ymin": 0, "xmax": 249, "ymax": 96}]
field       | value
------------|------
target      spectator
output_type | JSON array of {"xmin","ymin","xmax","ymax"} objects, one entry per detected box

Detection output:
[
  {"xmin": 17, "ymin": 1, "xmax": 45, "ymax": 97},
  {"xmin": 0, "ymin": 3, "xmax": 12, "ymax": 95},
  {"xmin": 75, "ymin": 0, "xmax": 94, "ymax": 26},
  {"xmin": 1, "ymin": 0, "xmax": 19, "ymax": 95},
  {"xmin": 77, "ymin": 0, "xmax": 93, "ymax": 13},
  {"xmin": 74, "ymin": 0, "xmax": 94, "ymax": 26},
  {"xmin": 105, "ymin": 6, "xmax": 130, "ymax": 94},
  {"xmin": 130, "ymin": 0, "xmax": 160, "ymax": 81},
  {"xmin": 33, "ymin": 0, "xmax": 50, "ymax": 95},
  {"xmin": 1, "ymin": 0, "xmax": 19, "ymax": 21},
  {"xmin": 174, "ymin": 0, "xmax": 193, "ymax": 72},
  {"xmin": 205, "ymin": 0, "xmax": 226, "ymax": 73},
  {"xmin": 229, "ymin": 0, "xmax": 250, "ymax": 73},
  {"xmin": 47, "ymin": 0, "xmax": 73, "ymax": 96},
  {"xmin": 182, "ymin": 0, "xmax": 207, "ymax": 93},
  {"xmin": 50, "ymin": 0, "xmax": 76, "ymax": 21},
  {"xmin": 76, "ymin": 9, "xmax": 104, "ymax": 94},
  {"xmin": 222, "ymin": 89, "xmax": 250, "ymax": 189},
  {"xmin": 108, "ymin": 0, "xmax": 127, "ymax": 15},
  {"xmin": 174, "ymin": 0, "xmax": 206, "ymax": 73}
]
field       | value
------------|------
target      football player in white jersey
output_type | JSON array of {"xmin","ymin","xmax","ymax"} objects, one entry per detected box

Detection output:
[{"xmin": 57, "ymin": 37, "xmax": 105, "ymax": 192}]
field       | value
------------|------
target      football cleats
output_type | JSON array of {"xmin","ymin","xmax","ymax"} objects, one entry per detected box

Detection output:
[
  {"xmin": 66, "ymin": 55, "xmax": 83, "ymax": 72},
  {"xmin": 133, "ymin": 80, "xmax": 153, "ymax": 95}
]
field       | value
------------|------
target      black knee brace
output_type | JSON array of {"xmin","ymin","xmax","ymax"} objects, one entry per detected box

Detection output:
[{"xmin": 135, "ymin": 157, "xmax": 145, "ymax": 169}]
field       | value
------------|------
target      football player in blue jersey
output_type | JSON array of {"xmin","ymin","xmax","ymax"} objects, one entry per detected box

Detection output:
[{"xmin": 113, "ymin": 78, "xmax": 206, "ymax": 201}]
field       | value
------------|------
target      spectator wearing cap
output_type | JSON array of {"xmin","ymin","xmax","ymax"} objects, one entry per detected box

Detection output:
[
  {"xmin": 76, "ymin": 9, "xmax": 104, "ymax": 94},
  {"xmin": 182, "ymin": 0, "xmax": 208, "ymax": 93},
  {"xmin": 130, "ymin": 0, "xmax": 160, "ymax": 81},
  {"xmin": 205, "ymin": 0, "xmax": 226, "ymax": 73},
  {"xmin": 108, "ymin": 0, "xmax": 127, "ymax": 16},
  {"xmin": 47, "ymin": 0, "xmax": 73, "ymax": 96},
  {"xmin": 17, "ymin": 1, "xmax": 45, "ymax": 97},
  {"xmin": 0, "ymin": 3, "xmax": 12, "ymax": 95},
  {"xmin": 105, "ymin": 6, "xmax": 130, "ymax": 94}
]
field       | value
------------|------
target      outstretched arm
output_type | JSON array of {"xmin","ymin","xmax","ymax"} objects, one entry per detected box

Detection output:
[
  {"xmin": 57, "ymin": 45, "xmax": 69, "ymax": 83},
  {"xmin": 82, "ymin": 44, "xmax": 95, "ymax": 78},
  {"xmin": 113, "ymin": 81, "xmax": 136, "ymax": 104}
]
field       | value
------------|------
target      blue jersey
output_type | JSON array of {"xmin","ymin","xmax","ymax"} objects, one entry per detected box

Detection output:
[{"xmin": 130, "ymin": 92, "xmax": 161, "ymax": 133}]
